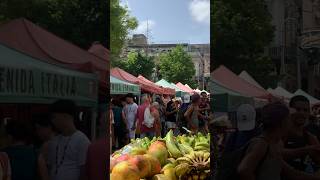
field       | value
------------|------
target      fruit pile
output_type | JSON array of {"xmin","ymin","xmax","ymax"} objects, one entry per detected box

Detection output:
[{"xmin": 110, "ymin": 130, "xmax": 210, "ymax": 180}]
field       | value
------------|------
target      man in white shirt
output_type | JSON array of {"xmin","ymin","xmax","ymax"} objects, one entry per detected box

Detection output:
[
  {"xmin": 123, "ymin": 93, "xmax": 138, "ymax": 139},
  {"xmin": 47, "ymin": 100, "xmax": 91, "ymax": 180}
]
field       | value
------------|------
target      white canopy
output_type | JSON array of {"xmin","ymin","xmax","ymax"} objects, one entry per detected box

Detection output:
[
  {"xmin": 239, "ymin": 71, "xmax": 264, "ymax": 89},
  {"xmin": 268, "ymin": 86, "xmax": 294, "ymax": 99},
  {"xmin": 294, "ymin": 89, "xmax": 320, "ymax": 105}
]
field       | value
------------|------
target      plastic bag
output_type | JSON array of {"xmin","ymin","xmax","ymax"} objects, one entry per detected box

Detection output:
[{"xmin": 143, "ymin": 106, "xmax": 155, "ymax": 128}]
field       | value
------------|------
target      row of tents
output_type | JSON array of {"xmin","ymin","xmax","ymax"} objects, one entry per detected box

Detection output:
[
  {"xmin": 209, "ymin": 65, "xmax": 320, "ymax": 113},
  {"xmin": 110, "ymin": 67, "xmax": 208, "ymax": 97}
]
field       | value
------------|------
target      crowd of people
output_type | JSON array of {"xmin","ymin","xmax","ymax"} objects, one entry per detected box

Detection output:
[
  {"xmin": 110, "ymin": 92, "xmax": 211, "ymax": 151},
  {"xmin": 0, "ymin": 100, "xmax": 106, "ymax": 180},
  {"xmin": 214, "ymin": 95, "xmax": 320, "ymax": 180}
]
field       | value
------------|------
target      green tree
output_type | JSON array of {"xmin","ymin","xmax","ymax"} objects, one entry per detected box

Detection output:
[
  {"xmin": 114, "ymin": 51, "xmax": 155, "ymax": 79},
  {"xmin": 0, "ymin": 0, "xmax": 107, "ymax": 49},
  {"xmin": 159, "ymin": 46, "xmax": 197, "ymax": 88},
  {"xmin": 110, "ymin": 0, "xmax": 138, "ymax": 57},
  {"xmin": 212, "ymin": 0, "xmax": 276, "ymax": 88}
]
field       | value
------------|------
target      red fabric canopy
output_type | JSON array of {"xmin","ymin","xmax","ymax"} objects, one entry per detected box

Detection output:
[
  {"xmin": 111, "ymin": 68, "xmax": 162, "ymax": 94},
  {"xmin": 137, "ymin": 75, "xmax": 175, "ymax": 95},
  {"xmin": 212, "ymin": 66, "xmax": 272, "ymax": 99},
  {"xmin": 0, "ymin": 18, "xmax": 108, "ymax": 86},
  {"xmin": 176, "ymin": 82, "xmax": 194, "ymax": 94}
]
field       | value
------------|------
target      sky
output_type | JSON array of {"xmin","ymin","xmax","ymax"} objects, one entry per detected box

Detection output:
[{"xmin": 121, "ymin": 0, "xmax": 210, "ymax": 44}]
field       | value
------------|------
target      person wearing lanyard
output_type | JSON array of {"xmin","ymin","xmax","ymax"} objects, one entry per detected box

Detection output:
[{"xmin": 47, "ymin": 100, "xmax": 91, "ymax": 180}]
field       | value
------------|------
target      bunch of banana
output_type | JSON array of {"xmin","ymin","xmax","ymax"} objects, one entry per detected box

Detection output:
[
  {"xmin": 161, "ymin": 163, "xmax": 177, "ymax": 180},
  {"xmin": 165, "ymin": 130, "xmax": 183, "ymax": 158},
  {"xmin": 194, "ymin": 141, "xmax": 210, "ymax": 152},
  {"xmin": 175, "ymin": 151, "xmax": 210, "ymax": 180}
]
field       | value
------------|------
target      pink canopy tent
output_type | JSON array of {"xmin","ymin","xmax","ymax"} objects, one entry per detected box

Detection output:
[
  {"xmin": 176, "ymin": 82, "xmax": 194, "ymax": 94},
  {"xmin": 212, "ymin": 66, "xmax": 272, "ymax": 100},
  {"xmin": 137, "ymin": 75, "xmax": 175, "ymax": 95},
  {"xmin": 111, "ymin": 68, "xmax": 162, "ymax": 94}
]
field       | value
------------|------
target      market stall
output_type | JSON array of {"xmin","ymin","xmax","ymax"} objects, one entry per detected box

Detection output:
[
  {"xmin": 138, "ymin": 75, "xmax": 175, "ymax": 95},
  {"xmin": 111, "ymin": 67, "xmax": 162, "ymax": 94},
  {"xmin": 294, "ymin": 89, "xmax": 320, "ymax": 105},
  {"xmin": 212, "ymin": 65, "xmax": 272, "ymax": 99},
  {"xmin": 176, "ymin": 82, "xmax": 194, "ymax": 94},
  {"xmin": 110, "ymin": 75, "xmax": 140, "ymax": 95},
  {"xmin": 156, "ymin": 79, "xmax": 187, "ymax": 97},
  {"xmin": 0, "ymin": 18, "xmax": 108, "ymax": 140}
]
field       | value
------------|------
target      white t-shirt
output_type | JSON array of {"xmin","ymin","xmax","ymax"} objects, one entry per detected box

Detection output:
[
  {"xmin": 47, "ymin": 131, "xmax": 91, "ymax": 180},
  {"xmin": 123, "ymin": 103, "xmax": 138, "ymax": 126}
]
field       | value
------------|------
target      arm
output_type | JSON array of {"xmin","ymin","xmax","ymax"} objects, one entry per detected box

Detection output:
[
  {"xmin": 184, "ymin": 106, "xmax": 194, "ymax": 125},
  {"xmin": 237, "ymin": 139, "xmax": 268, "ymax": 180},
  {"xmin": 78, "ymin": 138, "xmax": 91, "ymax": 180},
  {"xmin": 281, "ymin": 159, "xmax": 320, "ymax": 180},
  {"xmin": 307, "ymin": 134, "xmax": 320, "ymax": 165},
  {"xmin": 282, "ymin": 147, "xmax": 311, "ymax": 160},
  {"xmin": 38, "ymin": 154, "xmax": 50, "ymax": 180},
  {"xmin": 121, "ymin": 111, "xmax": 128, "ymax": 129}
]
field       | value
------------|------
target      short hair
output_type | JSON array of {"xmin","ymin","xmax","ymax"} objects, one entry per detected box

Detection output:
[
  {"xmin": 200, "ymin": 92, "xmax": 207, "ymax": 96},
  {"xmin": 33, "ymin": 113, "xmax": 52, "ymax": 128},
  {"xmin": 126, "ymin": 93, "xmax": 134, "ymax": 99},
  {"xmin": 191, "ymin": 94, "xmax": 201, "ymax": 103},
  {"xmin": 289, "ymin": 95, "xmax": 310, "ymax": 108},
  {"xmin": 50, "ymin": 100, "xmax": 77, "ymax": 118},
  {"xmin": 262, "ymin": 102, "xmax": 289, "ymax": 130}
]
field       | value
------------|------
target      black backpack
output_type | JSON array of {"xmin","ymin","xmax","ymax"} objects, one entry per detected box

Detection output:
[{"xmin": 215, "ymin": 137, "xmax": 269, "ymax": 180}]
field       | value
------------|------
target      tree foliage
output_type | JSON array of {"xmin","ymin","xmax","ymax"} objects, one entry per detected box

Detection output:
[
  {"xmin": 114, "ymin": 51, "xmax": 155, "ymax": 79},
  {"xmin": 0, "ymin": 0, "xmax": 107, "ymax": 49},
  {"xmin": 110, "ymin": 0, "xmax": 138, "ymax": 57},
  {"xmin": 159, "ymin": 46, "xmax": 197, "ymax": 88},
  {"xmin": 212, "ymin": 0, "xmax": 276, "ymax": 88}
]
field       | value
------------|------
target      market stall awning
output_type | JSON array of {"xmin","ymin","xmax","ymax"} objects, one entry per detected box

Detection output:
[
  {"xmin": 267, "ymin": 86, "xmax": 293, "ymax": 100},
  {"xmin": 137, "ymin": 76, "xmax": 175, "ymax": 95},
  {"xmin": 110, "ymin": 76, "xmax": 140, "ymax": 95},
  {"xmin": 209, "ymin": 79, "xmax": 243, "ymax": 96},
  {"xmin": 0, "ymin": 18, "xmax": 109, "ymax": 72},
  {"xmin": 239, "ymin": 71, "xmax": 264, "ymax": 89},
  {"xmin": 0, "ymin": 18, "xmax": 108, "ymax": 90},
  {"xmin": 137, "ymin": 75, "xmax": 170, "ymax": 95},
  {"xmin": 0, "ymin": 43, "xmax": 98, "ymax": 107},
  {"xmin": 176, "ymin": 82, "xmax": 194, "ymax": 94},
  {"xmin": 111, "ymin": 68, "xmax": 162, "ymax": 94},
  {"xmin": 294, "ymin": 89, "xmax": 320, "ymax": 105},
  {"xmin": 212, "ymin": 66, "xmax": 271, "ymax": 99},
  {"xmin": 156, "ymin": 79, "xmax": 180, "ymax": 91}
]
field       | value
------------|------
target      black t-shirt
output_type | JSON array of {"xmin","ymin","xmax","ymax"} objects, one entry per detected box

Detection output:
[{"xmin": 166, "ymin": 102, "xmax": 177, "ymax": 122}]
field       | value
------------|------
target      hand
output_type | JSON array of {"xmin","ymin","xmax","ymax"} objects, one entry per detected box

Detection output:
[
  {"xmin": 306, "ymin": 145, "xmax": 320, "ymax": 154},
  {"xmin": 131, "ymin": 124, "xmax": 136, "ymax": 131}
]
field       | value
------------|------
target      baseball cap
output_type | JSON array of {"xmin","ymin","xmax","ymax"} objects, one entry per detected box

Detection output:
[
  {"xmin": 237, "ymin": 104, "xmax": 256, "ymax": 131},
  {"xmin": 183, "ymin": 94, "xmax": 191, "ymax": 103}
]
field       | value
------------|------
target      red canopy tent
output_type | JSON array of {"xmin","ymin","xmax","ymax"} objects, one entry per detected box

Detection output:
[
  {"xmin": 0, "ymin": 18, "xmax": 109, "ymax": 98},
  {"xmin": 176, "ymin": 82, "xmax": 194, "ymax": 94},
  {"xmin": 111, "ymin": 68, "xmax": 162, "ymax": 94},
  {"xmin": 212, "ymin": 66, "xmax": 272, "ymax": 99},
  {"xmin": 137, "ymin": 75, "xmax": 175, "ymax": 95}
]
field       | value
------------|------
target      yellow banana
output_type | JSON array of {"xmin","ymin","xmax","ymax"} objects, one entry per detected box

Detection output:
[
  {"xmin": 195, "ymin": 142, "xmax": 209, "ymax": 148},
  {"xmin": 163, "ymin": 166, "xmax": 177, "ymax": 180},
  {"xmin": 203, "ymin": 152, "xmax": 210, "ymax": 161},
  {"xmin": 175, "ymin": 163, "xmax": 190, "ymax": 178},
  {"xmin": 165, "ymin": 130, "xmax": 183, "ymax": 158},
  {"xmin": 176, "ymin": 157, "xmax": 193, "ymax": 165},
  {"xmin": 161, "ymin": 163, "xmax": 175, "ymax": 173}
]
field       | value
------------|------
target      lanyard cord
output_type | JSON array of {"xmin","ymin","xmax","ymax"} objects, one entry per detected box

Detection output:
[{"xmin": 55, "ymin": 136, "xmax": 71, "ymax": 175}]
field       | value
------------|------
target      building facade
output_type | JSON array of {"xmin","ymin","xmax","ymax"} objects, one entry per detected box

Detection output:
[
  {"xmin": 265, "ymin": 0, "xmax": 320, "ymax": 98},
  {"xmin": 122, "ymin": 34, "xmax": 210, "ymax": 89}
]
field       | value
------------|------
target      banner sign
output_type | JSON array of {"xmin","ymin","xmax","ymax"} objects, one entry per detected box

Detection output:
[
  {"xmin": 111, "ymin": 82, "xmax": 140, "ymax": 95},
  {"xmin": 0, "ymin": 66, "xmax": 98, "ymax": 102}
]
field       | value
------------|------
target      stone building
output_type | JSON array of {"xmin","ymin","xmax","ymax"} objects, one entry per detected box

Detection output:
[
  {"xmin": 265, "ymin": 0, "xmax": 320, "ymax": 98},
  {"xmin": 122, "ymin": 34, "xmax": 210, "ymax": 89}
]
